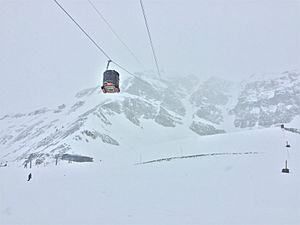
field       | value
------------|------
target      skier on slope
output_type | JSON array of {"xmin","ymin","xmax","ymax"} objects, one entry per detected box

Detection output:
[{"xmin": 27, "ymin": 173, "xmax": 32, "ymax": 181}]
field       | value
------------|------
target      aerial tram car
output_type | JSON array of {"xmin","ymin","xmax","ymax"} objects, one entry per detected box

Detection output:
[{"xmin": 101, "ymin": 60, "xmax": 120, "ymax": 93}]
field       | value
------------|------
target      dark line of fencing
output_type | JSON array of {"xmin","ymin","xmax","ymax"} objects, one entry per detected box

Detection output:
[
  {"xmin": 136, "ymin": 151, "xmax": 261, "ymax": 165},
  {"xmin": 284, "ymin": 127, "xmax": 300, "ymax": 135}
]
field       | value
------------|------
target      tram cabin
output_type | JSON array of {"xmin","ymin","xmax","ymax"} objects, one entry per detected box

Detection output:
[{"xmin": 101, "ymin": 70, "xmax": 120, "ymax": 93}]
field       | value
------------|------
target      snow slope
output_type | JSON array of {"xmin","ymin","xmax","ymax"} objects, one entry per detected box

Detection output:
[
  {"xmin": 1, "ymin": 127, "xmax": 299, "ymax": 225},
  {"xmin": 0, "ymin": 71, "xmax": 299, "ymax": 165}
]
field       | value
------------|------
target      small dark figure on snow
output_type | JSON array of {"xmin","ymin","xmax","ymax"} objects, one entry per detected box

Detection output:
[{"xmin": 27, "ymin": 173, "xmax": 32, "ymax": 181}]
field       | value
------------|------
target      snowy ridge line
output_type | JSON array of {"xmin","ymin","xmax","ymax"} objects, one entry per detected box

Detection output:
[
  {"xmin": 284, "ymin": 127, "xmax": 300, "ymax": 135},
  {"xmin": 136, "ymin": 151, "xmax": 261, "ymax": 165}
]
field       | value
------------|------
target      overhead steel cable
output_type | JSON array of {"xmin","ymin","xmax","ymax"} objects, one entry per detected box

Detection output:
[
  {"xmin": 112, "ymin": 61, "xmax": 140, "ymax": 78},
  {"xmin": 139, "ymin": 0, "xmax": 161, "ymax": 78},
  {"xmin": 87, "ymin": 0, "xmax": 144, "ymax": 68},
  {"xmin": 53, "ymin": 0, "xmax": 141, "ymax": 80},
  {"xmin": 53, "ymin": 0, "xmax": 111, "ymax": 60}
]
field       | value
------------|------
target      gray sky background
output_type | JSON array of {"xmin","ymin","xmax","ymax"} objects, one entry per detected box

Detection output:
[{"xmin": 0, "ymin": 0, "xmax": 299, "ymax": 115}]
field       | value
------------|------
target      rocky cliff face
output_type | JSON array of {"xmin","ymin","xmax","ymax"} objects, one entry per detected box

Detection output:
[
  {"xmin": 232, "ymin": 71, "xmax": 300, "ymax": 128},
  {"xmin": 0, "ymin": 71, "xmax": 299, "ymax": 163}
]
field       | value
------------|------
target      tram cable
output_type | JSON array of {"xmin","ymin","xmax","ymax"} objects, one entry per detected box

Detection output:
[
  {"xmin": 139, "ymin": 0, "xmax": 161, "ymax": 78},
  {"xmin": 53, "ymin": 0, "xmax": 140, "ymax": 80},
  {"xmin": 87, "ymin": 0, "xmax": 144, "ymax": 68}
]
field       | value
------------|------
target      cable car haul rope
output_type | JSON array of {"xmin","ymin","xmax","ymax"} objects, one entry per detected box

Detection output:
[
  {"xmin": 53, "ymin": 0, "xmax": 143, "ymax": 93},
  {"xmin": 87, "ymin": 0, "xmax": 144, "ymax": 68},
  {"xmin": 139, "ymin": 0, "xmax": 161, "ymax": 79},
  {"xmin": 53, "ymin": 0, "xmax": 161, "ymax": 93},
  {"xmin": 53, "ymin": 0, "xmax": 111, "ymax": 60}
]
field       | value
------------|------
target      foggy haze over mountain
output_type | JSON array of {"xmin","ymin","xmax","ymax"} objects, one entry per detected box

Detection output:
[
  {"xmin": 1, "ymin": 1, "xmax": 300, "ymax": 224},
  {"xmin": 0, "ymin": 0, "xmax": 299, "ymax": 115}
]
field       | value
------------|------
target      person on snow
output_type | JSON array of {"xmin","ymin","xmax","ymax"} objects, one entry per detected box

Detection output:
[{"xmin": 27, "ymin": 173, "xmax": 32, "ymax": 181}]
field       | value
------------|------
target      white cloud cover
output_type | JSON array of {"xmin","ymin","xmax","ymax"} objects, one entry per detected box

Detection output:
[{"xmin": 0, "ymin": 0, "xmax": 299, "ymax": 114}]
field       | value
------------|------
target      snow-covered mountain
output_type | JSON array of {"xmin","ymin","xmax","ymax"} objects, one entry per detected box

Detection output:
[
  {"xmin": 0, "ymin": 71, "xmax": 299, "ymax": 164},
  {"xmin": 232, "ymin": 71, "xmax": 300, "ymax": 128},
  {"xmin": 1, "ymin": 70, "xmax": 300, "ymax": 225}
]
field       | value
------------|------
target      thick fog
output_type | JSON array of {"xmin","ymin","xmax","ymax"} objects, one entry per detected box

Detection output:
[{"xmin": 0, "ymin": 0, "xmax": 299, "ymax": 115}]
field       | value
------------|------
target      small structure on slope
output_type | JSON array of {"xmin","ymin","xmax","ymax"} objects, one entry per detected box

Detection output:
[{"xmin": 282, "ymin": 160, "xmax": 290, "ymax": 173}]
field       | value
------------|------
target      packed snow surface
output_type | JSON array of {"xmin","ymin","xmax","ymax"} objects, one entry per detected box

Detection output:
[{"xmin": 1, "ymin": 127, "xmax": 299, "ymax": 225}]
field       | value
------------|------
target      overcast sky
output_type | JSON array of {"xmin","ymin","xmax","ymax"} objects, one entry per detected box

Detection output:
[{"xmin": 0, "ymin": 0, "xmax": 299, "ymax": 115}]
